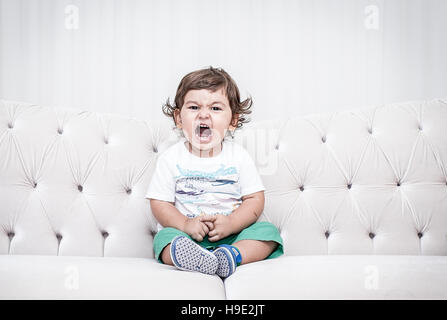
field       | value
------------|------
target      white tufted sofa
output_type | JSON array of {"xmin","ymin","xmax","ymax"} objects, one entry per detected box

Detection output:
[{"xmin": 1, "ymin": 98, "xmax": 447, "ymax": 299}]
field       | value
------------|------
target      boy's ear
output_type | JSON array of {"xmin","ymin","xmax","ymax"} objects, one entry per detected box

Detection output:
[
  {"xmin": 229, "ymin": 114, "xmax": 239, "ymax": 130},
  {"xmin": 174, "ymin": 108, "xmax": 182, "ymax": 128}
]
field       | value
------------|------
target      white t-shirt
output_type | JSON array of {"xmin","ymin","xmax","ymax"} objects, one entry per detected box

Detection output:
[{"xmin": 146, "ymin": 139, "xmax": 265, "ymax": 231}]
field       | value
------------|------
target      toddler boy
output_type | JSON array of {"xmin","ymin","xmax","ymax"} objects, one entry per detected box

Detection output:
[{"xmin": 146, "ymin": 66, "xmax": 283, "ymax": 278}]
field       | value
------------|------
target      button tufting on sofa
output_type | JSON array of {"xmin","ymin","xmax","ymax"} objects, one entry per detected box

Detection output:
[
  {"xmin": 104, "ymin": 138, "xmax": 109, "ymax": 144},
  {"xmin": 299, "ymin": 185, "xmax": 304, "ymax": 191},
  {"xmin": 56, "ymin": 234, "xmax": 62, "ymax": 242},
  {"xmin": 152, "ymin": 146, "xmax": 158, "ymax": 153},
  {"xmin": 321, "ymin": 136, "xmax": 326, "ymax": 143},
  {"xmin": 275, "ymin": 144, "xmax": 280, "ymax": 150},
  {"xmin": 418, "ymin": 124, "xmax": 423, "ymax": 131},
  {"xmin": 397, "ymin": 181, "xmax": 401, "ymax": 187},
  {"xmin": 126, "ymin": 188, "xmax": 132, "ymax": 194},
  {"xmin": 369, "ymin": 232, "xmax": 376, "ymax": 239},
  {"xmin": 324, "ymin": 231, "xmax": 330, "ymax": 238},
  {"xmin": 102, "ymin": 231, "xmax": 109, "ymax": 239},
  {"xmin": 7, "ymin": 122, "xmax": 13, "ymax": 129},
  {"xmin": 33, "ymin": 182, "xmax": 37, "ymax": 188},
  {"xmin": 368, "ymin": 127, "xmax": 373, "ymax": 134},
  {"xmin": 347, "ymin": 183, "xmax": 352, "ymax": 189},
  {"xmin": 78, "ymin": 185, "xmax": 83, "ymax": 192},
  {"xmin": 418, "ymin": 232, "xmax": 423, "ymax": 238},
  {"xmin": 57, "ymin": 128, "xmax": 63, "ymax": 134},
  {"xmin": 7, "ymin": 232, "xmax": 15, "ymax": 240}
]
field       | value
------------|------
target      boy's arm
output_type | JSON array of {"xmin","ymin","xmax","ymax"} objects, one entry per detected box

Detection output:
[
  {"xmin": 230, "ymin": 191, "xmax": 265, "ymax": 231},
  {"xmin": 150, "ymin": 199, "xmax": 211, "ymax": 241},
  {"xmin": 206, "ymin": 191, "xmax": 265, "ymax": 242},
  {"xmin": 150, "ymin": 199, "xmax": 187, "ymax": 231}
]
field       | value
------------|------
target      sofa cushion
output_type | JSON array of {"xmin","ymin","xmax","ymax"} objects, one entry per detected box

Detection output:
[
  {"xmin": 0, "ymin": 255, "xmax": 225, "ymax": 299},
  {"xmin": 224, "ymin": 255, "xmax": 447, "ymax": 299}
]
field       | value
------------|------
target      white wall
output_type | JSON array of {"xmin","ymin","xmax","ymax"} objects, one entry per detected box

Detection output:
[{"xmin": 0, "ymin": 0, "xmax": 446, "ymax": 124}]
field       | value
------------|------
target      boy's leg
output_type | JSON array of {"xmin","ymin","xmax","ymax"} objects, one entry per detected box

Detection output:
[
  {"xmin": 161, "ymin": 244, "xmax": 173, "ymax": 265},
  {"xmin": 154, "ymin": 228, "xmax": 219, "ymax": 275},
  {"xmin": 232, "ymin": 240, "xmax": 278, "ymax": 265},
  {"xmin": 212, "ymin": 221, "xmax": 283, "ymax": 278},
  {"xmin": 230, "ymin": 221, "xmax": 284, "ymax": 264},
  {"xmin": 153, "ymin": 227, "xmax": 190, "ymax": 264}
]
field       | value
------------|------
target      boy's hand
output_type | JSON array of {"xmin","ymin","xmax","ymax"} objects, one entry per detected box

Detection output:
[
  {"xmin": 183, "ymin": 216, "xmax": 213, "ymax": 242},
  {"xmin": 203, "ymin": 221, "xmax": 214, "ymax": 231},
  {"xmin": 203, "ymin": 214, "xmax": 235, "ymax": 242}
]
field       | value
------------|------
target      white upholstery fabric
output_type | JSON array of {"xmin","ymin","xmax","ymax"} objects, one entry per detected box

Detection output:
[
  {"xmin": 0, "ymin": 255, "xmax": 225, "ymax": 299},
  {"xmin": 233, "ymin": 99, "xmax": 447, "ymax": 256},
  {"xmin": 1, "ymin": 98, "xmax": 446, "ymax": 299},
  {"xmin": 0, "ymin": 100, "xmax": 178, "ymax": 257},
  {"xmin": 225, "ymin": 255, "xmax": 447, "ymax": 299}
]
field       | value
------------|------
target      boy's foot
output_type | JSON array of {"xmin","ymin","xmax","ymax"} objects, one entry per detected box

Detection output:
[
  {"xmin": 213, "ymin": 244, "xmax": 242, "ymax": 278},
  {"xmin": 170, "ymin": 236, "xmax": 218, "ymax": 275}
]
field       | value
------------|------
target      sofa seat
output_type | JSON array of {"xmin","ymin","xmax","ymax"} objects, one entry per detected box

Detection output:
[
  {"xmin": 0, "ymin": 255, "xmax": 225, "ymax": 299},
  {"xmin": 224, "ymin": 255, "xmax": 447, "ymax": 299}
]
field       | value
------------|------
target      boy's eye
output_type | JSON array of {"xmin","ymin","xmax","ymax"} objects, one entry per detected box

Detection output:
[{"xmin": 188, "ymin": 105, "xmax": 221, "ymax": 111}]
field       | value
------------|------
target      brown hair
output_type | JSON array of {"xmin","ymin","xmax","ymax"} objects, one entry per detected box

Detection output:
[{"xmin": 162, "ymin": 66, "xmax": 252, "ymax": 129}]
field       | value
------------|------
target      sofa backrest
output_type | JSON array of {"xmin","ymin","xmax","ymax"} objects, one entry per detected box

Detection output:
[
  {"xmin": 233, "ymin": 99, "xmax": 447, "ymax": 256},
  {"xmin": 0, "ymin": 100, "xmax": 174, "ymax": 258},
  {"xmin": 1, "ymin": 99, "xmax": 446, "ymax": 258}
]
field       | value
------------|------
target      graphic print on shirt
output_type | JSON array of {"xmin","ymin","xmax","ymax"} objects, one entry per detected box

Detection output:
[{"xmin": 174, "ymin": 164, "xmax": 242, "ymax": 218}]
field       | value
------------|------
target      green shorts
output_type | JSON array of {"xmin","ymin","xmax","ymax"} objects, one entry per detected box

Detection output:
[{"xmin": 153, "ymin": 221, "xmax": 284, "ymax": 263}]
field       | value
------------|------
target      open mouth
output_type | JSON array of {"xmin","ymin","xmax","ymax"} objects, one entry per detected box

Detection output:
[{"xmin": 195, "ymin": 123, "xmax": 213, "ymax": 141}]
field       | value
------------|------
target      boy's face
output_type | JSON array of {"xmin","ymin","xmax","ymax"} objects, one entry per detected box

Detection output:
[{"xmin": 174, "ymin": 88, "xmax": 237, "ymax": 153}]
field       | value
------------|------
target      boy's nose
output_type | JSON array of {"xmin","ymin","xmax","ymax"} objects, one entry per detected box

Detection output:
[{"xmin": 198, "ymin": 110, "xmax": 210, "ymax": 118}]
